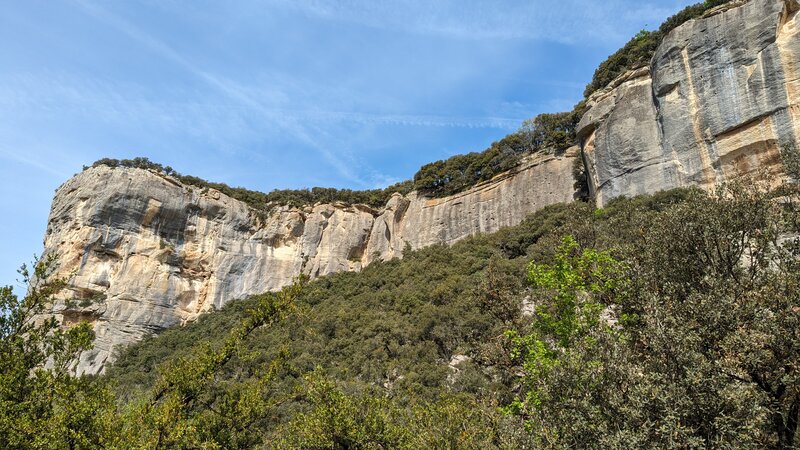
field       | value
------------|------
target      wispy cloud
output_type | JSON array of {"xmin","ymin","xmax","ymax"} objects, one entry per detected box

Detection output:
[
  {"xmin": 0, "ymin": 145, "xmax": 70, "ymax": 178},
  {"xmin": 254, "ymin": 0, "xmax": 680, "ymax": 43},
  {"xmin": 0, "ymin": 73, "xmax": 522, "ymax": 135},
  {"xmin": 69, "ymin": 0, "xmax": 373, "ymax": 185},
  {"xmin": 66, "ymin": 0, "xmax": 528, "ymax": 186}
]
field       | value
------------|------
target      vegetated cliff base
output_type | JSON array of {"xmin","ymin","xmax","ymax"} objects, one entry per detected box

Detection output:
[
  {"xmin": 579, "ymin": 0, "xmax": 800, "ymax": 206},
  {"xmin": 44, "ymin": 150, "xmax": 577, "ymax": 374}
]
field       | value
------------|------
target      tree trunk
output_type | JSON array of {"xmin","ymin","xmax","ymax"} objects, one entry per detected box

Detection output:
[{"xmin": 776, "ymin": 396, "xmax": 799, "ymax": 450}]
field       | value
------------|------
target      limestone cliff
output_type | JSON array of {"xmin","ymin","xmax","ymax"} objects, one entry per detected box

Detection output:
[
  {"xmin": 41, "ymin": 0, "xmax": 800, "ymax": 375},
  {"xmin": 43, "ymin": 151, "xmax": 578, "ymax": 374},
  {"xmin": 579, "ymin": 0, "xmax": 799, "ymax": 206}
]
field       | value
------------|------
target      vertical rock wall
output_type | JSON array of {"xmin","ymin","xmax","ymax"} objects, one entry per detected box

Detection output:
[
  {"xmin": 43, "ymin": 151, "xmax": 577, "ymax": 374},
  {"xmin": 579, "ymin": 0, "xmax": 798, "ymax": 206},
  {"xmin": 40, "ymin": 0, "xmax": 800, "ymax": 375}
]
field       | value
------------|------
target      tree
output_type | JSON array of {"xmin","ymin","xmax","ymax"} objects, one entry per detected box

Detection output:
[
  {"xmin": 0, "ymin": 255, "xmax": 114, "ymax": 449},
  {"xmin": 270, "ymin": 369, "xmax": 529, "ymax": 449},
  {"xmin": 113, "ymin": 279, "xmax": 304, "ymax": 449},
  {"xmin": 506, "ymin": 184, "xmax": 800, "ymax": 448},
  {"xmin": 519, "ymin": 111, "xmax": 581, "ymax": 154},
  {"xmin": 504, "ymin": 236, "xmax": 630, "ymax": 448},
  {"xmin": 617, "ymin": 184, "xmax": 800, "ymax": 449}
]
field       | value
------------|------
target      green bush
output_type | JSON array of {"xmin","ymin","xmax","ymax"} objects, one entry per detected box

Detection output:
[{"xmin": 413, "ymin": 110, "xmax": 584, "ymax": 197}]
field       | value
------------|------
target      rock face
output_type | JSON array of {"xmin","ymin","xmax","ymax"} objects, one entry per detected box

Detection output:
[
  {"xmin": 43, "ymin": 151, "xmax": 578, "ymax": 374},
  {"xmin": 579, "ymin": 0, "xmax": 799, "ymax": 206},
  {"xmin": 41, "ymin": 0, "xmax": 800, "ymax": 374}
]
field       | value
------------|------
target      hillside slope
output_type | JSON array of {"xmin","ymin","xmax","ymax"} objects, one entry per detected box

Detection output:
[
  {"xmin": 100, "ymin": 183, "xmax": 800, "ymax": 448},
  {"xmin": 38, "ymin": 0, "xmax": 800, "ymax": 375},
  {"xmin": 44, "ymin": 151, "xmax": 577, "ymax": 374}
]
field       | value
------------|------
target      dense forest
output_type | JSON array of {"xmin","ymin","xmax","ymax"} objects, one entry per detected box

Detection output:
[{"xmin": 2, "ymin": 181, "xmax": 799, "ymax": 448}]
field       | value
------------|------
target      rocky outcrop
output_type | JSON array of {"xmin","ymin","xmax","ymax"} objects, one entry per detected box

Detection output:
[
  {"xmin": 42, "ymin": 0, "xmax": 800, "ymax": 375},
  {"xmin": 43, "ymin": 150, "xmax": 578, "ymax": 374},
  {"xmin": 579, "ymin": 0, "xmax": 799, "ymax": 206}
]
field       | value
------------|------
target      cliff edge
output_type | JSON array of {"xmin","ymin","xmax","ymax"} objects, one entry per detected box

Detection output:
[
  {"xmin": 579, "ymin": 0, "xmax": 799, "ymax": 206},
  {"xmin": 40, "ymin": 0, "xmax": 800, "ymax": 374},
  {"xmin": 43, "ymin": 151, "xmax": 577, "ymax": 374}
]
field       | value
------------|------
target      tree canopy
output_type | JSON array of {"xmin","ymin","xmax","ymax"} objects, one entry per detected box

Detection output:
[{"xmin": 3, "ymin": 181, "xmax": 797, "ymax": 448}]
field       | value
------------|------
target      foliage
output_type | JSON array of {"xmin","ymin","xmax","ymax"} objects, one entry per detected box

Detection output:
[
  {"xmin": 108, "ymin": 281, "xmax": 303, "ymax": 449},
  {"xmin": 0, "ymin": 260, "xmax": 306, "ymax": 449},
  {"xmin": 526, "ymin": 235, "xmax": 624, "ymax": 347},
  {"xmin": 613, "ymin": 183, "xmax": 800, "ymax": 449},
  {"xmin": 520, "ymin": 110, "xmax": 583, "ymax": 154},
  {"xmin": 0, "ymin": 256, "xmax": 114, "ymax": 449},
  {"xmin": 413, "ymin": 112, "xmax": 584, "ymax": 197},
  {"xmin": 503, "ymin": 236, "xmax": 627, "ymax": 447},
  {"xmin": 6, "ymin": 180, "xmax": 799, "ymax": 447},
  {"xmin": 270, "ymin": 370, "xmax": 529, "ymax": 449},
  {"xmin": 508, "ymin": 183, "xmax": 800, "ymax": 448},
  {"xmin": 412, "ymin": 136, "xmax": 526, "ymax": 197},
  {"xmin": 270, "ymin": 371, "xmax": 409, "ymax": 449},
  {"xmin": 783, "ymin": 144, "xmax": 800, "ymax": 180}
]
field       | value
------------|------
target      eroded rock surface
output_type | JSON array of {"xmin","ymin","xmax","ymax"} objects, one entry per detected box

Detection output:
[
  {"xmin": 43, "ymin": 151, "xmax": 577, "ymax": 374},
  {"xmin": 42, "ymin": 0, "xmax": 800, "ymax": 375},
  {"xmin": 579, "ymin": 0, "xmax": 799, "ymax": 206}
]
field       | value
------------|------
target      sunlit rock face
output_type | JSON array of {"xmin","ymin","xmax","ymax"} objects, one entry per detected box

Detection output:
[
  {"xmin": 43, "ymin": 150, "xmax": 577, "ymax": 374},
  {"xmin": 579, "ymin": 0, "xmax": 799, "ymax": 206},
  {"xmin": 42, "ymin": 0, "xmax": 800, "ymax": 375}
]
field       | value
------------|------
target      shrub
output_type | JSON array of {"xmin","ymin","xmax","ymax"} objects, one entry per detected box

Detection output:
[{"xmin": 87, "ymin": 110, "xmax": 586, "ymax": 206}]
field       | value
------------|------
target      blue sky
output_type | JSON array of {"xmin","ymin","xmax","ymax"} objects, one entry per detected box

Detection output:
[{"xmin": 0, "ymin": 0, "xmax": 697, "ymax": 291}]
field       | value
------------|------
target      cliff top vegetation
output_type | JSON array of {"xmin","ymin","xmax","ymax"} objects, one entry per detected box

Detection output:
[
  {"xmin": 583, "ymin": 0, "xmax": 736, "ymax": 97},
  {"xmin": 85, "ymin": 2, "xmax": 738, "ymax": 212},
  {"xmin": 85, "ymin": 107, "xmax": 578, "ymax": 212}
]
